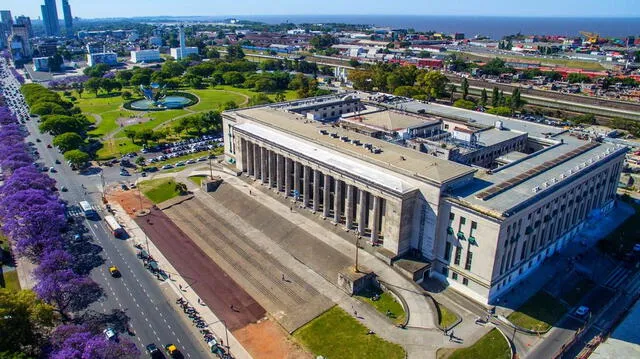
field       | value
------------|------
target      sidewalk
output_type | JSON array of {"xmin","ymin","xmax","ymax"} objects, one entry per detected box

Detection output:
[
  {"xmin": 110, "ymin": 201, "xmax": 252, "ymax": 359},
  {"xmin": 167, "ymin": 169, "xmax": 493, "ymax": 359}
]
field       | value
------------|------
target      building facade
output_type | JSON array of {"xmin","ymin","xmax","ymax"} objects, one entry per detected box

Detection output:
[
  {"xmin": 222, "ymin": 94, "xmax": 626, "ymax": 305},
  {"xmin": 87, "ymin": 52, "xmax": 117, "ymax": 67},
  {"xmin": 130, "ymin": 49, "xmax": 161, "ymax": 63}
]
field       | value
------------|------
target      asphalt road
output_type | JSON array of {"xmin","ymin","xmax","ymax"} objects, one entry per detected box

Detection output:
[{"xmin": 1, "ymin": 66, "xmax": 210, "ymax": 358}]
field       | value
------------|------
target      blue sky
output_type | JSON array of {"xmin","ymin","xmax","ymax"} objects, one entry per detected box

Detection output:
[{"xmin": 2, "ymin": 0, "xmax": 638, "ymax": 19}]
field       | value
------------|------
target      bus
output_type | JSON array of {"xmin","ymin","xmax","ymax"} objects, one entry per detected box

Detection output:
[
  {"xmin": 104, "ymin": 215, "xmax": 125, "ymax": 238},
  {"xmin": 79, "ymin": 201, "xmax": 98, "ymax": 219}
]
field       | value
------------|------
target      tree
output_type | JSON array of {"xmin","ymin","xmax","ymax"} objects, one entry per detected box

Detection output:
[
  {"xmin": 121, "ymin": 90, "xmax": 132, "ymax": 100},
  {"xmin": 84, "ymin": 78, "xmax": 101, "ymax": 96},
  {"xmin": 567, "ymin": 73, "xmax": 591, "ymax": 84},
  {"xmin": 49, "ymin": 324, "xmax": 140, "ymax": 359},
  {"xmin": 248, "ymin": 93, "xmax": 272, "ymax": 106},
  {"xmin": 53, "ymin": 132, "xmax": 84, "ymax": 153},
  {"xmin": 63, "ymin": 150, "xmax": 90, "ymax": 168},
  {"xmin": 349, "ymin": 58, "xmax": 361, "ymax": 68},
  {"xmin": 461, "ymin": 78, "xmax": 469, "ymax": 100},
  {"xmin": 221, "ymin": 100, "xmax": 238, "ymax": 110},
  {"xmin": 417, "ymin": 71, "xmax": 449, "ymax": 99},
  {"xmin": 39, "ymin": 115, "xmax": 89, "ymax": 136},
  {"xmin": 135, "ymin": 128, "xmax": 154, "ymax": 146},
  {"xmin": 135, "ymin": 156, "xmax": 146, "ymax": 166},
  {"xmin": 123, "ymin": 128, "xmax": 137, "ymax": 143},
  {"xmin": 510, "ymin": 88, "xmax": 524, "ymax": 110},
  {"xmin": 309, "ymin": 34, "xmax": 336, "ymax": 50},
  {"xmin": 0, "ymin": 289, "xmax": 54, "ymax": 356},
  {"xmin": 448, "ymin": 84, "xmax": 457, "ymax": 102},
  {"xmin": 418, "ymin": 51, "xmax": 431, "ymax": 58},
  {"xmin": 274, "ymin": 93, "xmax": 286, "ymax": 103},
  {"xmin": 225, "ymin": 44, "xmax": 245, "ymax": 60},
  {"xmin": 479, "ymin": 88, "xmax": 488, "ymax": 108},
  {"xmin": 487, "ymin": 106, "xmax": 512, "ymax": 117},
  {"xmin": 453, "ymin": 99, "xmax": 476, "ymax": 110},
  {"xmin": 161, "ymin": 61, "xmax": 186, "ymax": 78},
  {"xmin": 34, "ymin": 269, "xmax": 102, "ymax": 319},
  {"xmin": 491, "ymin": 87, "xmax": 500, "ymax": 107}
]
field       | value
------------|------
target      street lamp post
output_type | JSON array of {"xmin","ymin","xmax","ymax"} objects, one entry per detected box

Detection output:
[{"xmin": 210, "ymin": 319, "xmax": 230, "ymax": 351}]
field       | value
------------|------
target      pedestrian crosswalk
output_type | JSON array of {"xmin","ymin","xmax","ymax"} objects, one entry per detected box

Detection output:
[{"xmin": 604, "ymin": 266, "xmax": 631, "ymax": 289}]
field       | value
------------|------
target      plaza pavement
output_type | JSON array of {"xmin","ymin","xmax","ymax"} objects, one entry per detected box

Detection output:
[{"xmin": 155, "ymin": 168, "xmax": 494, "ymax": 358}]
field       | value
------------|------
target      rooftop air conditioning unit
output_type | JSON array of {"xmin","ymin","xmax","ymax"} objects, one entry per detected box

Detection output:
[{"xmin": 532, "ymin": 186, "xmax": 540, "ymax": 193}]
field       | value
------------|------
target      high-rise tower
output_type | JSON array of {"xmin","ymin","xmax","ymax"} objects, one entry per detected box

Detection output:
[
  {"xmin": 41, "ymin": 0, "xmax": 59, "ymax": 36},
  {"xmin": 62, "ymin": 0, "xmax": 73, "ymax": 37}
]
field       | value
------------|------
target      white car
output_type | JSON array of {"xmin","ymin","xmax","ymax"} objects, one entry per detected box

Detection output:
[{"xmin": 103, "ymin": 327, "xmax": 117, "ymax": 340}]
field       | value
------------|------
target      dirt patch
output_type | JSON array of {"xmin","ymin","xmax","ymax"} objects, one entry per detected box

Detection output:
[
  {"xmin": 233, "ymin": 317, "xmax": 312, "ymax": 359},
  {"xmin": 105, "ymin": 188, "xmax": 154, "ymax": 216}
]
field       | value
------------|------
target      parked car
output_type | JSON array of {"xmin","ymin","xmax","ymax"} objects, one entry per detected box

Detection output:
[
  {"xmin": 161, "ymin": 164, "xmax": 173, "ymax": 170},
  {"xmin": 104, "ymin": 327, "xmax": 117, "ymax": 340},
  {"xmin": 109, "ymin": 266, "xmax": 121, "ymax": 278}
]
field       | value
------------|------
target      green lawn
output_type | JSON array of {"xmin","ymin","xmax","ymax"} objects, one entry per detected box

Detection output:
[
  {"xmin": 507, "ymin": 291, "xmax": 567, "ymax": 332},
  {"xmin": 293, "ymin": 306, "xmax": 405, "ymax": 359},
  {"xmin": 138, "ymin": 178, "xmax": 184, "ymax": 204},
  {"xmin": 458, "ymin": 51, "xmax": 606, "ymax": 71},
  {"xmin": 210, "ymin": 85, "xmax": 299, "ymax": 102},
  {"xmin": 561, "ymin": 278, "xmax": 595, "ymax": 307},
  {"xmin": 114, "ymin": 109, "xmax": 189, "ymax": 138},
  {"xmin": 357, "ymin": 289, "xmax": 406, "ymax": 325},
  {"xmin": 96, "ymin": 138, "xmax": 142, "ymax": 160},
  {"xmin": 189, "ymin": 89, "xmax": 246, "ymax": 112},
  {"xmin": 1, "ymin": 270, "xmax": 21, "ymax": 292},
  {"xmin": 189, "ymin": 175, "xmax": 207, "ymax": 186},
  {"xmin": 75, "ymin": 93, "xmax": 123, "ymax": 114},
  {"xmin": 447, "ymin": 329, "xmax": 510, "ymax": 359},
  {"xmin": 439, "ymin": 304, "xmax": 458, "ymax": 329}
]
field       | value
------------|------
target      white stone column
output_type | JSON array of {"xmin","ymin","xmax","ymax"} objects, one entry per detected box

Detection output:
[
  {"xmin": 371, "ymin": 196, "xmax": 381, "ymax": 241},
  {"xmin": 358, "ymin": 190, "xmax": 368, "ymax": 235},
  {"xmin": 345, "ymin": 184, "xmax": 354, "ymax": 229},
  {"xmin": 253, "ymin": 143, "xmax": 260, "ymax": 180},
  {"xmin": 293, "ymin": 161, "xmax": 301, "ymax": 199},
  {"xmin": 334, "ymin": 179, "xmax": 342, "ymax": 223},
  {"xmin": 323, "ymin": 174, "xmax": 331, "ymax": 218},
  {"xmin": 313, "ymin": 170, "xmax": 320, "ymax": 212},
  {"xmin": 303, "ymin": 165, "xmax": 310, "ymax": 207},
  {"xmin": 245, "ymin": 140, "xmax": 253, "ymax": 176},
  {"xmin": 284, "ymin": 158, "xmax": 291, "ymax": 197},
  {"xmin": 268, "ymin": 151, "xmax": 275, "ymax": 188},
  {"xmin": 276, "ymin": 154, "xmax": 283, "ymax": 192},
  {"xmin": 261, "ymin": 147, "xmax": 268, "ymax": 184}
]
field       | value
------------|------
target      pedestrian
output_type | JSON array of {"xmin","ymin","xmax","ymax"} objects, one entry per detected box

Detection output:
[
  {"xmin": 282, "ymin": 274, "xmax": 285, "ymax": 281},
  {"xmin": 386, "ymin": 309, "xmax": 391, "ymax": 317},
  {"xmin": 354, "ymin": 310, "xmax": 358, "ymax": 317},
  {"xmin": 290, "ymin": 205, "xmax": 293, "ymax": 212},
  {"xmin": 249, "ymin": 189, "xmax": 252, "ymax": 195},
  {"xmin": 449, "ymin": 331, "xmax": 454, "ymax": 341},
  {"xmin": 179, "ymin": 284, "xmax": 183, "ymax": 290}
]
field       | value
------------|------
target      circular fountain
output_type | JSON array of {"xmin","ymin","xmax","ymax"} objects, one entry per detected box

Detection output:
[{"xmin": 128, "ymin": 83, "xmax": 194, "ymax": 110}]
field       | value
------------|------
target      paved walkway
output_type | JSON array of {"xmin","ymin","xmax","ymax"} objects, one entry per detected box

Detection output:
[
  {"xmin": 159, "ymin": 168, "xmax": 492, "ymax": 359},
  {"xmin": 110, "ymin": 202, "xmax": 253, "ymax": 359}
]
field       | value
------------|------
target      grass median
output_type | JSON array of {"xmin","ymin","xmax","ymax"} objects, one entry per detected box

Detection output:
[
  {"xmin": 293, "ymin": 306, "xmax": 405, "ymax": 359},
  {"xmin": 443, "ymin": 328, "xmax": 511, "ymax": 359},
  {"xmin": 439, "ymin": 304, "xmax": 458, "ymax": 329},
  {"xmin": 507, "ymin": 291, "xmax": 567, "ymax": 332},
  {"xmin": 356, "ymin": 288, "xmax": 406, "ymax": 325},
  {"xmin": 138, "ymin": 178, "xmax": 186, "ymax": 204}
]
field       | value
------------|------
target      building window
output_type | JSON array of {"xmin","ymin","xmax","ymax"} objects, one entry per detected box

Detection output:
[
  {"xmin": 458, "ymin": 217, "xmax": 466, "ymax": 231},
  {"xmin": 449, "ymin": 212, "xmax": 455, "ymax": 221},
  {"xmin": 462, "ymin": 277, "xmax": 469, "ymax": 286},
  {"xmin": 465, "ymin": 251, "xmax": 473, "ymax": 271},
  {"xmin": 454, "ymin": 246, "xmax": 462, "ymax": 265},
  {"xmin": 444, "ymin": 242, "xmax": 452, "ymax": 261},
  {"xmin": 470, "ymin": 221, "xmax": 477, "ymax": 237},
  {"xmin": 452, "ymin": 272, "xmax": 458, "ymax": 280},
  {"xmin": 441, "ymin": 267, "xmax": 448, "ymax": 276}
]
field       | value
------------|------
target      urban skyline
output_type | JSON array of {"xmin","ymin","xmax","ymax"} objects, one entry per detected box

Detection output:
[{"xmin": 0, "ymin": 0, "xmax": 639, "ymax": 19}]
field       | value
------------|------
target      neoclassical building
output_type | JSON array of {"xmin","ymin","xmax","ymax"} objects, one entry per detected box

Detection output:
[{"xmin": 222, "ymin": 94, "xmax": 626, "ymax": 304}]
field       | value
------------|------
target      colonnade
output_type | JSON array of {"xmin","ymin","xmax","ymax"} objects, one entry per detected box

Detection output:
[{"xmin": 240, "ymin": 137, "xmax": 384, "ymax": 241}]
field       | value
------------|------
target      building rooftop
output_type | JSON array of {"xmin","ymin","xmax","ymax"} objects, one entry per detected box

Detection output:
[
  {"xmin": 342, "ymin": 110, "xmax": 439, "ymax": 132},
  {"xmin": 400, "ymin": 100, "xmax": 564, "ymax": 139},
  {"xmin": 231, "ymin": 107, "xmax": 476, "ymax": 186},
  {"xmin": 475, "ymin": 128, "xmax": 526, "ymax": 147}
]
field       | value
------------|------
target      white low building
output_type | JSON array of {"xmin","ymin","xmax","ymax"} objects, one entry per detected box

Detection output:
[
  {"xmin": 170, "ymin": 46, "xmax": 198, "ymax": 60},
  {"xmin": 130, "ymin": 49, "xmax": 161, "ymax": 63}
]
